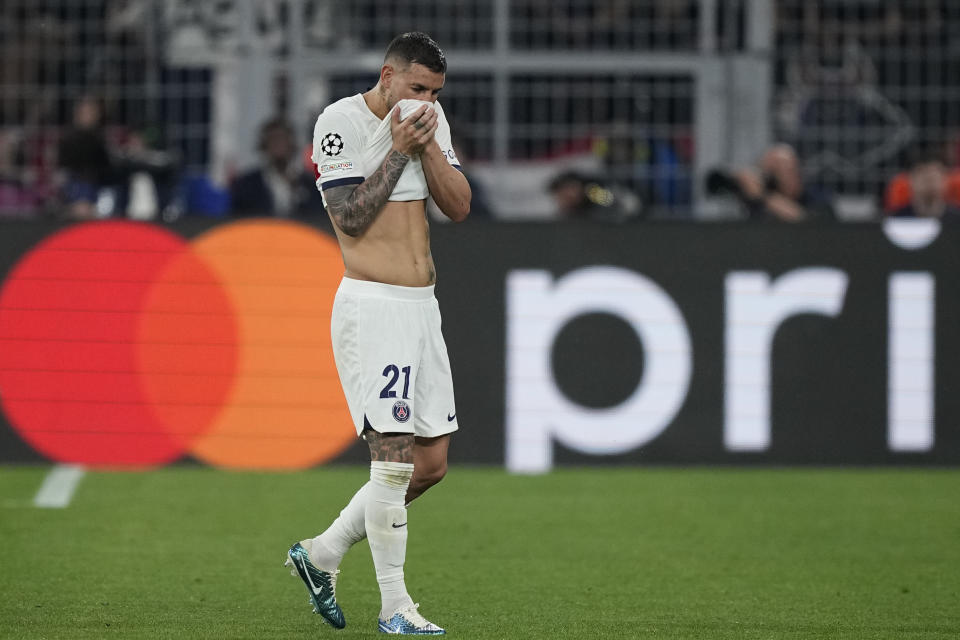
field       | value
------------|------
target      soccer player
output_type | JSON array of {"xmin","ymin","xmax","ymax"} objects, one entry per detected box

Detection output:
[{"xmin": 284, "ymin": 32, "xmax": 470, "ymax": 635}]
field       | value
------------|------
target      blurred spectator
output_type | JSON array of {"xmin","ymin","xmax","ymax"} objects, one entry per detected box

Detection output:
[
  {"xmin": 0, "ymin": 129, "xmax": 35, "ymax": 217},
  {"xmin": 115, "ymin": 126, "xmax": 181, "ymax": 220},
  {"xmin": 884, "ymin": 155, "xmax": 960, "ymax": 214},
  {"xmin": 889, "ymin": 152, "xmax": 960, "ymax": 221},
  {"xmin": 57, "ymin": 95, "xmax": 115, "ymax": 219},
  {"xmin": 595, "ymin": 124, "xmax": 692, "ymax": 218},
  {"xmin": 773, "ymin": 1, "xmax": 959, "ymax": 202},
  {"xmin": 706, "ymin": 143, "xmax": 835, "ymax": 222},
  {"xmin": 229, "ymin": 117, "xmax": 324, "ymax": 217},
  {"xmin": 548, "ymin": 170, "xmax": 639, "ymax": 222}
]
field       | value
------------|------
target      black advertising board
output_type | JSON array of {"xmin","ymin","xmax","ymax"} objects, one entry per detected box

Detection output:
[{"xmin": 0, "ymin": 218, "xmax": 956, "ymax": 469}]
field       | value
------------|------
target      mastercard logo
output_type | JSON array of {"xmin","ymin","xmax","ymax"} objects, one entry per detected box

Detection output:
[{"xmin": 0, "ymin": 219, "xmax": 356, "ymax": 469}]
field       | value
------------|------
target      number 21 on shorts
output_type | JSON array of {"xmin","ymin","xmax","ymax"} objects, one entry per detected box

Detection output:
[{"xmin": 380, "ymin": 364, "xmax": 412, "ymax": 399}]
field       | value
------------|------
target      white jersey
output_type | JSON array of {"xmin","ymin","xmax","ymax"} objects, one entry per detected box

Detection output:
[{"xmin": 311, "ymin": 94, "xmax": 460, "ymax": 208}]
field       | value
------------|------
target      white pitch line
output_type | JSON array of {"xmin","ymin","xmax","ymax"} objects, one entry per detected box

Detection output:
[{"xmin": 33, "ymin": 464, "xmax": 86, "ymax": 509}]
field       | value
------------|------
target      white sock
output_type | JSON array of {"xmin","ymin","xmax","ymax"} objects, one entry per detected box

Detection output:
[
  {"xmin": 366, "ymin": 460, "xmax": 415, "ymax": 619},
  {"xmin": 308, "ymin": 482, "xmax": 370, "ymax": 571}
]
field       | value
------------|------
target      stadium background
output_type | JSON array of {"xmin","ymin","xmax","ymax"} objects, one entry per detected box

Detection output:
[{"xmin": 1, "ymin": 3, "xmax": 959, "ymax": 639}]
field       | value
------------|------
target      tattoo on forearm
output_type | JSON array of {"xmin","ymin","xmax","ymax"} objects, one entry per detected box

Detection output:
[
  {"xmin": 326, "ymin": 150, "xmax": 410, "ymax": 237},
  {"xmin": 365, "ymin": 428, "xmax": 415, "ymax": 464}
]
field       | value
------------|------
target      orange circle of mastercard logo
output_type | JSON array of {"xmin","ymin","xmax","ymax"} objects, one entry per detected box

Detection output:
[{"xmin": 0, "ymin": 219, "xmax": 355, "ymax": 469}]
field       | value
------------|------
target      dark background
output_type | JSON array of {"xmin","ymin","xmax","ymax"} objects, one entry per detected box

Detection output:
[{"xmin": 0, "ymin": 220, "xmax": 957, "ymax": 466}]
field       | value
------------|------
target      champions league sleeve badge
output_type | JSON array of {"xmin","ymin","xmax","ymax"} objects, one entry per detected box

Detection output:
[
  {"xmin": 320, "ymin": 132, "xmax": 344, "ymax": 156},
  {"xmin": 392, "ymin": 400, "xmax": 411, "ymax": 423}
]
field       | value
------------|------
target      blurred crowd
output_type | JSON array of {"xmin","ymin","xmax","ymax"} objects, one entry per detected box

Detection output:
[
  {"xmin": 2, "ymin": 0, "xmax": 959, "ymax": 223},
  {"xmin": 5, "ymin": 95, "xmax": 957, "ymax": 226}
]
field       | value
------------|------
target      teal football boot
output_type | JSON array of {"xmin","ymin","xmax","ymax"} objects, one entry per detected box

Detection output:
[{"xmin": 285, "ymin": 541, "xmax": 346, "ymax": 629}]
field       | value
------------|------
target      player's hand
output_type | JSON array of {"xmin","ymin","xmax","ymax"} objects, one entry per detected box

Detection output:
[{"xmin": 390, "ymin": 104, "xmax": 439, "ymax": 157}]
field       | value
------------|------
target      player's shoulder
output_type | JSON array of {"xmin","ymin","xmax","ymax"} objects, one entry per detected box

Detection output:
[
  {"xmin": 321, "ymin": 94, "xmax": 366, "ymax": 118},
  {"xmin": 313, "ymin": 95, "xmax": 368, "ymax": 147},
  {"xmin": 312, "ymin": 95, "xmax": 367, "ymax": 163},
  {"xmin": 314, "ymin": 93, "xmax": 363, "ymax": 135}
]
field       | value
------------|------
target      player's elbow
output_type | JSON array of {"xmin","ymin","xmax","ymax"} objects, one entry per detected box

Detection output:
[
  {"xmin": 446, "ymin": 188, "xmax": 472, "ymax": 222},
  {"xmin": 339, "ymin": 222, "xmax": 364, "ymax": 237},
  {"xmin": 332, "ymin": 212, "xmax": 364, "ymax": 237},
  {"xmin": 447, "ymin": 202, "xmax": 470, "ymax": 222}
]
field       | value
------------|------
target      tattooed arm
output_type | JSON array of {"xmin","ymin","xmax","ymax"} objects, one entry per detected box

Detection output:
[
  {"xmin": 326, "ymin": 105, "xmax": 439, "ymax": 238},
  {"xmin": 325, "ymin": 149, "xmax": 411, "ymax": 237}
]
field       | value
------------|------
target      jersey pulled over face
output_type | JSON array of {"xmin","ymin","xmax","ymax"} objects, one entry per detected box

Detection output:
[{"xmin": 311, "ymin": 95, "xmax": 461, "ymax": 208}]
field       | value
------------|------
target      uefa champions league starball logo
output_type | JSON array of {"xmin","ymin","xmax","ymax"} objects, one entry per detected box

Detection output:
[
  {"xmin": 320, "ymin": 132, "xmax": 344, "ymax": 156},
  {"xmin": 392, "ymin": 400, "xmax": 411, "ymax": 423}
]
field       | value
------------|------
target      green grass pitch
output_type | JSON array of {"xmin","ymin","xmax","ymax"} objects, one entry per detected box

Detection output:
[{"xmin": 1, "ymin": 466, "xmax": 958, "ymax": 639}]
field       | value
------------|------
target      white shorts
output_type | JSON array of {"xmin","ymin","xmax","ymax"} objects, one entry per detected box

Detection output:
[{"xmin": 331, "ymin": 277, "xmax": 459, "ymax": 438}]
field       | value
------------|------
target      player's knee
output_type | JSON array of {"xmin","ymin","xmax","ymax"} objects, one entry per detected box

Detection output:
[
  {"xmin": 426, "ymin": 460, "xmax": 447, "ymax": 487},
  {"xmin": 415, "ymin": 461, "xmax": 447, "ymax": 491}
]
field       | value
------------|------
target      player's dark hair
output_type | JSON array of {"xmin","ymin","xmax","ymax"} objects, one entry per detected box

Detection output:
[{"xmin": 384, "ymin": 32, "xmax": 446, "ymax": 74}]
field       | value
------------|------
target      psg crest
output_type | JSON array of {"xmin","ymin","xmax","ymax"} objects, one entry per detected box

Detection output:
[
  {"xmin": 320, "ymin": 132, "xmax": 344, "ymax": 156},
  {"xmin": 392, "ymin": 400, "xmax": 411, "ymax": 423}
]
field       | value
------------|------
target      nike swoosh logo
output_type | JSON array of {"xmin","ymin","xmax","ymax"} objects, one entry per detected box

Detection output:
[
  {"xmin": 447, "ymin": 413, "xmax": 456, "ymax": 422},
  {"xmin": 298, "ymin": 555, "xmax": 323, "ymax": 595},
  {"xmin": 391, "ymin": 522, "xmax": 407, "ymax": 528}
]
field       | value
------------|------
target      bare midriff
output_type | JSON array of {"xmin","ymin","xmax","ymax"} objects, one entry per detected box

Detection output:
[{"xmin": 330, "ymin": 199, "xmax": 435, "ymax": 287}]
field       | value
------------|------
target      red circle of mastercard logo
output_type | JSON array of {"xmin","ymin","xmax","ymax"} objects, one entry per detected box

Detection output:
[{"xmin": 0, "ymin": 219, "xmax": 355, "ymax": 469}]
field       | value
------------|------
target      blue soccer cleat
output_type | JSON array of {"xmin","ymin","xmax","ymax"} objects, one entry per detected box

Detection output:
[
  {"xmin": 284, "ymin": 541, "xmax": 346, "ymax": 629},
  {"xmin": 378, "ymin": 603, "xmax": 445, "ymax": 635}
]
